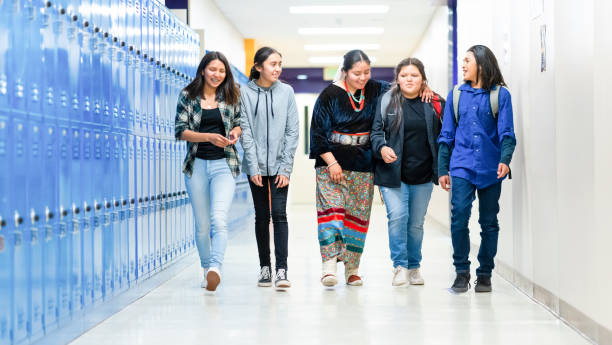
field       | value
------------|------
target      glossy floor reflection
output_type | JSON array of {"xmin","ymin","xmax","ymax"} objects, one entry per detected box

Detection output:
[{"xmin": 69, "ymin": 204, "xmax": 591, "ymax": 345}]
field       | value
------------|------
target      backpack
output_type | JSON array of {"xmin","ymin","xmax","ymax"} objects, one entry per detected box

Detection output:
[{"xmin": 452, "ymin": 84, "xmax": 507, "ymax": 124}]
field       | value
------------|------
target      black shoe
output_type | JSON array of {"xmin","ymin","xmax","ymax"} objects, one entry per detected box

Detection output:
[
  {"xmin": 475, "ymin": 276, "xmax": 492, "ymax": 292},
  {"xmin": 451, "ymin": 273, "xmax": 471, "ymax": 293},
  {"xmin": 274, "ymin": 268, "xmax": 291, "ymax": 288},
  {"xmin": 258, "ymin": 266, "xmax": 272, "ymax": 287}
]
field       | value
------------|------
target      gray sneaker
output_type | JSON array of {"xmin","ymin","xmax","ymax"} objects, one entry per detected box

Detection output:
[
  {"xmin": 408, "ymin": 268, "xmax": 424, "ymax": 285},
  {"xmin": 258, "ymin": 266, "xmax": 272, "ymax": 287},
  {"xmin": 274, "ymin": 268, "xmax": 291, "ymax": 288}
]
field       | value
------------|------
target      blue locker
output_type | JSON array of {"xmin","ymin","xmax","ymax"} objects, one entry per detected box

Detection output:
[
  {"xmin": 11, "ymin": 115, "xmax": 29, "ymax": 344},
  {"xmin": 41, "ymin": 122, "xmax": 59, "ymax": 333},
  {"xmin": 119, "ymin": 133, "xmax": 129, "ymax": 288},
  {"xmin": 159, "ymin": 140, "xmax": 167, "ymax": 265},
  {"xmin": 57, "ymin": 125, "xmax": 71, "ymax": 323},
  {"xmin": 92, "ymin": 130, "xmax": 103, "ymax": 303},
  {"xmin": 27, "ymin": 117, "xmax": 45, "ymax": 341},
  {"xmin": 147, "ymin": 138, "xmax": 156, "ymax": 271},
  {"xmin": 0, "ymin": 115, "xmax": 12, "ymax": 345},
  {"xmin": 180, "ymin": 144, "xmax": 187, "ymax": 252},
  {"xmin": 81, "ymin": 129, "xmax": 94, "ymax": 308},
  {"xmin": 154, "ymin": 138, "xmax": 161, "ymax": 268},
  {"xmin": 168, "ymin": 140, "xmax": 175, "ymax": 259},
  {"xmin": 69, "ymin": 127, "xmax": 83, "ymax": 314},
  {"xmin": 138, "ymin": 136, "xmax": 149, "ymax": 277},
  {"xmin": 111, "ymin": 133, "xmax": 124, "ymax": 292},
  {"xmin": 102, "ymin": 131, "xmax": 114, "ymax": 298},
  {"xmin": 127, "ymin": 134, "xmax": 137, "ymax": 284},
  {"xmin": 10, "ymin": 1, "xmax": 28, "ymax": 117},
  {"xmin": 111, "ymin": 39, "xmax": 125, "ymax": 130},
  {"xmin": 0, "ymin": 0, "xmax": 10, "ymax": 114}
]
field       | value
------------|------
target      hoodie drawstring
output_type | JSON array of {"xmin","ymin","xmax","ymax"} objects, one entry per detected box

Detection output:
[
  {"xmin": 270, "ymin": 89, "xmax": 275, "ymax": 118},
  {"xmin": 254, "ymin": 88, "xmax": 261, "ymax": 117}
]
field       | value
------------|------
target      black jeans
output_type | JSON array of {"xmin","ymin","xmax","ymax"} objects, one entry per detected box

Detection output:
[{"xmin": 248, "ymin": 175, "xmax": 289, "ymax": 270}]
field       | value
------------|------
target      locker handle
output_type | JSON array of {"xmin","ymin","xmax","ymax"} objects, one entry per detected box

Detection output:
[
  {"xmin": 61, "ymin": 209, "xmax": 68, "ymax": 217},
  {"xmin": 130, "ymin": 199, "xmax": 135, "ymax": 204},
  {"xmin": 143, "ymin": 54, "xmax": 148, "ymax": 59},
  {"xmin": 74, "ymin": 207, "xmax": 80, "ymax": 215},
  {"xmin": 161, "ymin": 63, "xmax": 166, "ymax": 68},
  {"xmin": 85, "ymin": 205, "xmax": 91, "ymax": 212},
  {"xmin": 32, "ymin": 214, "xmax": 40, "ymax": 223},
  {"xmin": 156, "ymin": 61, "xmax": 160, "ymax": 66},
  {"xmin": 144, "ymin": 197, "xmax": 149, "ymax": 202},
  {"xmin": 47, "ymin": 212, "xmax": 54, "ymax": 220},
  {"xmin": 114, "ymin": 201, "xmax": 120, "ymax": 207},
  {"xmin": 104, "ymin": 32, "xmax": 109, "ymax": 38},
  {"xmin": 0, "ymin": 219, "xmax": 6, "ymax": 228},
  {"xmin": 83, "ymin": 21, "xmax": 89, "ymax": 28},
  {"xmin": 59, "ymin": 8, "xmax": 66, "ymax": 15},
  {"xmin": 150, "ymin": 57, "xmax": 154, "ymax": 63},
  {"xmin": 122, "ymin": 200, "xmax": 127, "ymax": 206},
  {"xmin": 129, "ymin": 46, "xmax": 134, "ymax": 52},
  {"xmin": 95, "ymin": 204, "xmax": 101, "ymax": 211},
  {"xmin": 71, "ymin": 15, "xmax": 78, "ymax": 22},
  {"xmin": 121, "ymin": 41, "xmax": 126, "ymax": 47},
  {"xmin": 138, "ymin": 198, "xmax": 143, "ymax": 203},
  {"xmin": 136, "ymin": 50, "xmax": 141, "ymax": 56},
  {"xmin": 105, "ymin": 202, "xmax": 111, "ymax": 209},
  {"xmin": 45, "ymin": 1, "xmax": 52, "ymax": 8},
  {"xmin": 16, "ymin": 216, "xmax": 24, "ymax": 226},
  {"xmin": 94, "ymin": 27, "xmax": 100, "ymax": 33},
  {"xmin": 113, "ymin": 37, "xmax": 118, "ymax": 43}
]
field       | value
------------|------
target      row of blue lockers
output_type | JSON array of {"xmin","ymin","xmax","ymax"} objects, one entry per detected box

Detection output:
[
  {"xmin": 0, "ymin": 1, "xmax": 253, "ymax": 345},
  {"xmin": 0, "ymin": 0, "xmax": 197, "ymax": 139}
]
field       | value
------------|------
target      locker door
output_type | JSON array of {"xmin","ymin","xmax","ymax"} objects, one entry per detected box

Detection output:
[
  {"xmin": 11, "ymin": 114, "xmax": 28, "ymax": 344},
  {"xmin": 0, "ymin": 115, "xmax": 11, "ymax": 345},
  {"xmin": 0, "ymin": 0, "xmax": 10, "ymax": 114},
  {"xmin": 139, "ymin": 136, "xmax": 150, "ymax": 277},
  {"xmin": 154, "ymin": 138, "xmax": 161, "ymax": 268},
  {"xmin": 54, "ymin": 7, "xmax": 70, "ymax": 123},
  {"xmin": 180, "ymin": 143, "xmax": 187, "ymax": 252},
  {"xmin": 112, "ymin": 133, "xmax": 124, "ymax": 292},
  {"xmin": 92, "ymin": 130, "xmax": 103, "ymax": 303},
  {"xmin": 102, "ymin": 131, "xmax": 114, "ymax": 298},
  {"xmin": 57, "ymin": 125, "xmax": 71, "ymax": 322},
  {"xmin": 169, "ymin": 141, "xmax": 176, "ymax": 259},
  {"xmin": 160, "ymin": 140, "xmax": 167, "ymax": 265},
  {"xmin": 119, "ymin": 133, "xmax": 129, "ymax": 289},
  {"xmin": 81, "ymin": 129, "xmax": 94, "ymax": 308},
  {"xmin": 27, "ymin": 117, "xmax": 44, "ymax": 340},
  {"xmin": 147, "ymin": 137, "xmax": 156, "ymax": 271},
  {"xmin": 69, "ymin": 127, "xmax": 83, "ymax": 313},
  {"xmin": 127, "ymin": 134, "xmax": 136, "ymax": 284},
  {"xmin": 79, "ymin": 17, "xmax": 94, "ymax": 126},
  {"xmin": 41, "ymin": 121, "xmax": 59, "ymax": 333},
  {"xmin": 135, "ymin": 135, "xmax": 144, "ymax": 279},
  {"xmin": 39, "ymin": 2, "xmax": 57, "ymax": 124}
]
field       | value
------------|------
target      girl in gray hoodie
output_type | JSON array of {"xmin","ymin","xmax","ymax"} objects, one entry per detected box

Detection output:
[{"xmin": 240, "ymin": 47, "xmax": 299, "ymax": 288}]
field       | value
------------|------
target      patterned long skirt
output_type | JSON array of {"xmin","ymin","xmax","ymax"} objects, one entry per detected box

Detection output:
[{"xmin": 316, "ymin": 167, "xmax": 374, "ymax": 273}]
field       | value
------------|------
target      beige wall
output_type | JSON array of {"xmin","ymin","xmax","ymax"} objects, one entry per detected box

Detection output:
[{"xmin": 418, "ymin": 0, "xmax": 612, "ymax": 341}]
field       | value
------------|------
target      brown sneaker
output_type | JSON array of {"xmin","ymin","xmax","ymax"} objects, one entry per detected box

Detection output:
[{"xmin": 206, "ymin": 267, "xmax": 221, "ymax": 292}]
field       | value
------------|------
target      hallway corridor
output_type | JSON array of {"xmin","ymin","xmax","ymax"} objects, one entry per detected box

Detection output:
[{"xmin": 68, "ymin": 205, "xmax": 591, "ymax": 345}]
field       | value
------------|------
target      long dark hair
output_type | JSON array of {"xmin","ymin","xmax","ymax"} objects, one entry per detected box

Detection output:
[
  {"xmin": 387, "ymin": 57, "xmax": 428, "ymax": 131},
  {"xmin": 249, "ymin": 47, "xmax": 281, "ymax": 81},
  {"xmin": 467, "ymin": 45, "xmax": 506, "ymax": 90},
  {"xmin": 342, "ymin": 49, "xmax": 371, "ymax": 73},
  {"xmin": 183, "ymin": 51, "xmax": 239, "ymax": 105}
]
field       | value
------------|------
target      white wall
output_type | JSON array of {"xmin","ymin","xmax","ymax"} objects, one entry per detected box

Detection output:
[
  {"xmin": 417, "ymin": 0, "xmax": 612, "ymax": 341},
  {"xmin": 187, "ymin": 0, "xmax": 245, "ymax": 72}
]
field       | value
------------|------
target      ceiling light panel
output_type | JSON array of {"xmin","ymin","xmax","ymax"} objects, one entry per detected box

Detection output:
[
  {"xmin": 298, "ymin": 27, "xmax": 384, "ymax": 35},
  {"xmin": 309, "ymin": 56, "xmax": 377, "ymax": 64},
  {"xmin": 289, "ymin": 5, "xmax": 389, "ymax": 14},
  {"xmin": 304, "ymin": 44, "xmax": 381, "ymax": 51}
]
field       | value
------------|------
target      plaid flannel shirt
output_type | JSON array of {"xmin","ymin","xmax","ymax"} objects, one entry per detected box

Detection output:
[{"xmin": 174, "ymin": 90, "xmax": 242, "ymax": 178}]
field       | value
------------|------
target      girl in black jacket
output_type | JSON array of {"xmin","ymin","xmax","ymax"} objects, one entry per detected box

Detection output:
[{"xmin": 370, "ymin": 58, "xmax": 444, "ymax": 287}]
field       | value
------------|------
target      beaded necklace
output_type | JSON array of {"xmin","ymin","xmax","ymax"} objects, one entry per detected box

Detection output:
[{"xmin": 343, "ymin": 79, "xmax": 365, "ymax": 112}]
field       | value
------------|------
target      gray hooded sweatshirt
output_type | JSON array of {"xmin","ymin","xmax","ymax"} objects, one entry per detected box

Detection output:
[{"xmin": 240, "ymin": 80, "xmax": 299, "ymax": 177}]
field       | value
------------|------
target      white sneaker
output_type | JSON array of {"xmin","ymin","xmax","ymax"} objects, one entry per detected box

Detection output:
[
  {"xmin": 408, "ymin": 268, "xmax": 424, "ymax": 285},
  {"xmin": 321, "ymin": 258, "xmax": 338, "ymax": 287},
  {"xmin": 206, "ymin": 267, "xmax": 221, "ymax": 291},
  {"xmin": 392, "ymin": 266, "xmax": 408, "ymax": 286},
  {"xmin": 201, "ymin": 269, "xmax": 208, "ymax": 288}
]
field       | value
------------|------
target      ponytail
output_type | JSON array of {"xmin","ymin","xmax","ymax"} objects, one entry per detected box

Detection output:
[{"xmin": 249, "ymin": 65, "xmax": 260, "ymax": 81}]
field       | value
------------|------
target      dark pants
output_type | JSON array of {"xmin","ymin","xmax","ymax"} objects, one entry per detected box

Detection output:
[
  {"xmin": 450, "ymin": 176, "xmax": 502, "ymax": 277},
  {"xmin": 248, "ymin": 175, "xmax": 289, "ymax": 270}
]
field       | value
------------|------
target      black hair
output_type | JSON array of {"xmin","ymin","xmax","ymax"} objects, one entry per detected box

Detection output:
[
  {"xmin": 467, "ymin": 45, "xmax": 506, "ymax": 90},
  {"xmin": 388, "ymin": 57, "xmax": 428, "ymax": 131},
  {"xmin": 249, "ymin": 47, "xmax": 282, "ymax": 81},
  {"xmin": 183, "ymin": 51, "xmax": 239, "ymax": 105},
  {"xmin": 342, "ymin": 50, "xmax": 371, "ymax": 72}
]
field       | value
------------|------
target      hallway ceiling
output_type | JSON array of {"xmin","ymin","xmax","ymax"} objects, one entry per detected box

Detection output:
[{"xmin": 212, "ymin": 0, "xmax": 442, "ymax": 67}]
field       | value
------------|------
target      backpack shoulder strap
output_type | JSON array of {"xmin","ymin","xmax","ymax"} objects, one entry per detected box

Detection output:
[
  {"xmin": 489, "ymin": 85, "xmax": 506, "ymax": 119},
  {"xmin": 452, "ymin": 85, "xmax": 461, "ymax": 124}
]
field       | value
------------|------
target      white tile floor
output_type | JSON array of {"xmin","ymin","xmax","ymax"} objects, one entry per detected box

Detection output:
[{"xmin": 69, "ymin": 204, "xmax": 592, "ymax": 345}]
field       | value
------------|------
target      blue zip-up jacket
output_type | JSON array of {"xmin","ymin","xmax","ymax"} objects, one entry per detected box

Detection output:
[{"xmin": 437, "ymin": 83, "xmax": 516, "ymax": 189}]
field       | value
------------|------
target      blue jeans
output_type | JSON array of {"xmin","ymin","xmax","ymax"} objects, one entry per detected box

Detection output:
[
  {"xmin": 450, "ymin": 176, "xmax": 502, "ymax": 277},
  {"xmin": 185, "ymin": 158, "xmax": 235, "ymax": 269},
  {"xmin": 381, "ymin": 182, "xmax": 433, "ymax": 269}
]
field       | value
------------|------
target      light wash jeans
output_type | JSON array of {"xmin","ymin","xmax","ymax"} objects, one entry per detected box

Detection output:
[
  {"xmin": 185, "ymin": 158, "xmax": 235, "ymax": 269},
  {"xmin": 380, "ymin": 182, "xmax": 433, "ymax": 269}
]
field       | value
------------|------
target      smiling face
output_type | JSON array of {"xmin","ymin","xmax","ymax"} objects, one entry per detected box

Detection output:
[
  {"xmin": 462, "ymin": 51, "xmax": 479, "ymax": 85},
  {"xmin": 397, "ymin": 64, "xmax": 423, "ymax": 98},
  {"xmin": 345, "ymin": 60, "xmax": 371, "ymax": 91},
  {"xmin": 203, "ymin": 59, "xmax": 226, "ymax": 90},
  {"xmin": 256, "ymin": 52, "xmax": 282, "ymax": 85}
]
